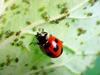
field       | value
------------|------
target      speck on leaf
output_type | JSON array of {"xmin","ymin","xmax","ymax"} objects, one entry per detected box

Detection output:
[{"xmin": 77, "ymin": 28, "xmax": 87, "ymax": 36}]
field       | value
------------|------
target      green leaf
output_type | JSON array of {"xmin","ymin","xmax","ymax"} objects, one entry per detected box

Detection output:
[{"xmin": 0, "ymin": 0, "xmax": 100, "ymax": 75}]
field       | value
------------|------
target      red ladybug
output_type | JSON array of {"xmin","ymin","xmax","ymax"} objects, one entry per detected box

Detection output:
[{"xmin": 35, "ymin": 32, "xmax": 63, "ymax": 58}]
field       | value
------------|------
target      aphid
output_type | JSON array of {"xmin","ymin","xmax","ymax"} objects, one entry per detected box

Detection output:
[
  {"xmin": 10, "ymin": 4, "xmax": 19, "ymax": 10},
  {"xmin": 5, "ymin": 30, "xmax": 14, "ymax": 38},
  {"xmin": 41, "ymin": 12, "xmax": 50, "ymax": 21},
  {"xmin": 85, "ymin": 12, "xmax": 93, "ymax": 16},
  {"xmin": 20, "ymin": 36, "xmax": 25, "ymax": 39},
  {"xmin": 6, "ymin": 55, "xmax": 11, "ymax": 66},
  {"xmin": 16, "ymin": 31, "xmax": 21, "ymax": 36},
  {"xmin": 96, "ymin": 20, "xmax": 100, "ymax": 25},
  {"xmin": 14, "ymin": 57, "xmax": 19, "ymax": 63},
  {"xmin": 23, "ymin": 0, "xmax": 30, "ymax": 4},
  {"xmin": 26, "ymin": 21, "xmax": 31, "ymax": 25},
  {"xmin": 88, "ymin": 0, "xmax": 97, "ymax": 6},
  {"xmin": 77, "ymin": 28, "xmax": 86, "ymax": 36},
  {"xmin": 14, "ymin": 38, "xmax": 19, "ymax": 42}
]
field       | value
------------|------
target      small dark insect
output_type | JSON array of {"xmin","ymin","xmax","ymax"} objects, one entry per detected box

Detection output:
[
  {"xmin": 0, "ymin": 62, "xmax": 5, "ymax": 67},
  {"xmin": 31, "ymin": 66, "xmax": 38, "ymax": 70},
  {"xmin": 26, "ymin": 21, "xmax": 31, "ymax": 25},
  {"xmin": 6, "ymin": 55, "xmax": 12, "ymax": 66},
  {"xmin": 77, "ymin": 28, "xmax": 86, "ymax": 36},
  {"xmin": 16, "ymin": 31, "xmax": 21, "ymax": 36},
  {"xmin": 5, "ymin": 30, "xmax": 14, "ymax": 38},
  {"xmin": 14, "ymin": 57, "xmax": 19, "ymax": 63}
]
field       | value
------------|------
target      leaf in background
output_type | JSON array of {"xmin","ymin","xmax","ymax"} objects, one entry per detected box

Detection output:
[{"xmin": 0, "ymin": 0, "xmax": 100, "ymax": 75}]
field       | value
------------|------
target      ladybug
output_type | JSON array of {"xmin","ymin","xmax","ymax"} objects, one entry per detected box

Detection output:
[{"xmin": 35, "ymin": 31, "xmax": 63, "ymax": 58}]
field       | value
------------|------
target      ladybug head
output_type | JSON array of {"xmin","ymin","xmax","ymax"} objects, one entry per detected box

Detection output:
[{"xmin": 35, "ymin": 32, "xmax": 48, "ymax": 45}]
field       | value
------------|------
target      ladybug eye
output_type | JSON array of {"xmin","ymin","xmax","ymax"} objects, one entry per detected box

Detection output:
[
  {"xmin": 55, "ymin": 39, "xmax": 58, "ymax": 43},
  {"xmin": 53, "ymin": 45, "xmax": 59, "ymax": 52}
]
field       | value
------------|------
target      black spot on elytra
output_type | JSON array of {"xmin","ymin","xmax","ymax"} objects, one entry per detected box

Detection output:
[
  {"xmin": 53, "ymin": 45, "xmax": 59, "ymax": 52},
  {"xmin": 55, "ymin": 38, "xmax": 58, "ymax": 43},
  {"xmin": 46, "ymin": 51, "xmax": 53, "ymax": 57}
]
